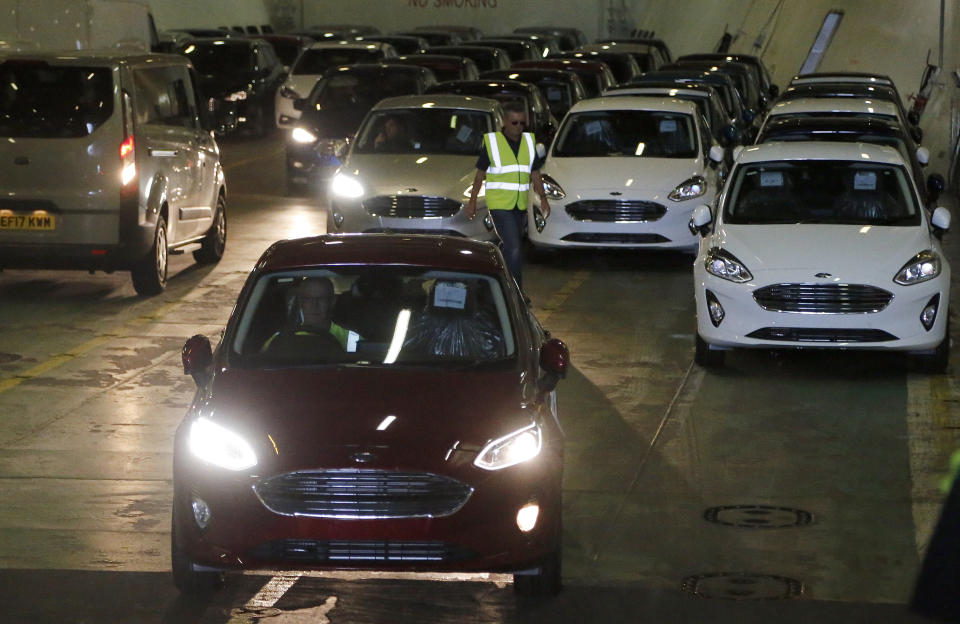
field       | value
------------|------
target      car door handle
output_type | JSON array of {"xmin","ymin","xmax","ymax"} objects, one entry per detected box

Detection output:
[{"xmin": 149, "ymin": 148, "xmax": 180, "ymax": 158}]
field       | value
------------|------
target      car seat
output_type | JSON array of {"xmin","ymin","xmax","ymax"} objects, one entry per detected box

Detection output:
[
  {"xmin": 404, "ymin": 280, "xmax": 504, "ymax": 359},
  {"xmin": 835, "ymin": 169, "xmax": 902, "ymax": 221}
]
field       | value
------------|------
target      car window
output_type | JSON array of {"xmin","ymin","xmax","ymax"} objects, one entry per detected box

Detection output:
[
  {"xmin": 293, "ymin": 48, "xmax": 385, "ymax": 75},
  {"xmin": 180, "ymin": 43, "xmax": 255, "ymax": 76},
  {"xmin": 132, "ymin": 66, "xmax": 198, "ymax": 129},
  {"xmin": 0, "ymin": 65, "xmax": 113, "ymax": 138},
  {"xmin": 724, "ymin": 161, "xmax": 919, "ymax": 226},
  {"xmin": 354, "ymin": 108, "xmax": 492, "ymax": 155},
  {"xmin": 553, "ymin": 110, "xmax": 696, "ymax": 158},
  {"xmin": 231, "ymin": 267, "xmax": 516, "ymax": 367}
]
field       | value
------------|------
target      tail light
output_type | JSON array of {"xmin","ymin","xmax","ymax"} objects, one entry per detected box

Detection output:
[{"xmin": 120, "ymin": 91, "xmax": 136, "ymax": 186}]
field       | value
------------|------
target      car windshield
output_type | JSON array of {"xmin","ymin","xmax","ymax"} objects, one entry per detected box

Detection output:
[
  {"xmin": 0, "ymin": 65, "xmax": 113, "ymax": 138},
  {"xmin": 541, "ymin": 83, "xmax": 573, "ymax": 116},
  {"xmin": 354, "ymin": 108, "xmax": 491, "ymax": 154},
  {"xmin": 724, "ymin": 161, "xmax": 920, "ymax": 226},
  {"xmin": 181, "ymin": 43, "xmax": 255, "ymax": 75},
  {"xmin": 309, "ymin": 73, "xmax": 420, "ymax": 109},
  {"xmin": 293, "ymin": 48, "xmax": 384, "ymax": 75},
  {"xmin": 231, "ymin": 267, "xmax": 516, "ymax": 368},
  {"xmin": 553, "ymin": 110, "xmax": 696, "ymax": 157}
]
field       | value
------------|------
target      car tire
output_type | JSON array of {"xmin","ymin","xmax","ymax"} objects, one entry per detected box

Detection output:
[
  {"xmin": 514, "ymin": 547, "xmax": 562, "ymax": 597},
  {"xmin": 171, "ymin": 508, "xmax": 224, "ymax": 593},
  {"xmin": 912, "ymin": 320, "xmax": 950, "ymax": 374},
  {"xmin": 131, "ymin": 216, "xmax": 168, "ymax": 296},
  {"xmin": 194, "ymin": 195, "xmax": 227, "ymax": 264},
  {"xmin": 695, "ymin": 333, "xmax": 725, "ymax": 367}
]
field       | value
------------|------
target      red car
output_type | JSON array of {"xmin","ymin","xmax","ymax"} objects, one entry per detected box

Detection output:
[{"xmin": 173, "ymin": 234, "xmax": 570, "ymax": 596}]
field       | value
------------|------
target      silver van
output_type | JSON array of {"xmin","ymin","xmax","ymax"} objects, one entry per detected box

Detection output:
[{"xmin": 0, "ymin": 51, "xmax": 226, "ymax": 295}]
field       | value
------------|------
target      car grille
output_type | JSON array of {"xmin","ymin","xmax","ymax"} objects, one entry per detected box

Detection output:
[
  {"xmin": 746, "ymin": 327, "xmax": 898, "ymax": 343},
  {"xmin": 362, "ymin": 228, "xmax": 465, "ymax": 236},
  {"xmin": 248, "ymin": 539, "xmax": 477, "ymax": 563},
  {"xmin": 363, "ymin": 195, "xmax": 461, "ymax": 218},
  {"xmin": 753, "ymin": 284, "xmax": 893, "ymax": 314},
  {"xmin": 560, "ymin": 233, "xmax": 670, "ymax": 244},
  {"xmin": 565, "ymin": 200, "xmax": 666, "ymax": 222},
  {"xmin": 253, "ymin": 469, "xmax": 474, "ymax": 519}
]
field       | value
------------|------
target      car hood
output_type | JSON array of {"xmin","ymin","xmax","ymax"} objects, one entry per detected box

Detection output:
[
  {"xmin": 204, "ymin": 366, "xmax": 537, "ymax": 471},
  {"xmin": 713, "ymin": 223, "xmax": 934, "ymax": 278},
  {"xmin": 300, "ymin": 106, "xmax": 369, "ymax": 139},
  {"xmin": 544, "ymin": 156, "xmax": 703, "ymax": 193},
  {"xmin": 344, "ymin": 153, "xmax": 478, "ymax": 198}
]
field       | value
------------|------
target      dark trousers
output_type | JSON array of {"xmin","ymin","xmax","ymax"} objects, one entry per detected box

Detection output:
[{"xmin": 491, "ymin": 208, "xmax": 526, "ymax": 289}]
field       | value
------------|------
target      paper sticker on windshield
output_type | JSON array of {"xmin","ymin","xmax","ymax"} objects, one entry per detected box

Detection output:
[
  {"xmin": 659, "ymin": 119, "xmax": 678, "ymax": 133},
  {"xmin": 456, "ymin": 125, "xmax": 473, "ymax": 142},
  {"xmin": 760, "ymin": 172, "xmax": 783, "ymax": 187},
  {"xmin": 854, "ymin": 171, "xmax": 877, "ymax": 190},
  {"xmin": 434, "ymin": 282, "xmax": 468, "ymax": 309},
  {"xmin": 585, "ymin": 120, "xmax": 604, "ymax": 135}
]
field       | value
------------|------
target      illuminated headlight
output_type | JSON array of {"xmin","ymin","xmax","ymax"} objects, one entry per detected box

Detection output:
[
  {"xmin": 330, "ymin": 173, "xmax": 364, "ymax": 198},
  {"xmin": 516, "ymin": 502, "xmax": 540, "ymax": 532},
  {"xmin": 291, "ymin": 127, "xmax": 318, "ymax": 144},
  {"xmin": 540, "ymin": 174, "xmax": 565, "ymax": 200},
  {"xmin": 188, "ymin": 417, "xmax": 257, "ymax": 471},
  {"xmin": 474, "ymin": 423, "xmax": 542, "ymax": 470},
  {"xmin": 668, "ymin": 175, "xmax": 707, "ymax": 202},
  {"xmin": 704, "ymin": 247, "xmax": 752, "ymax": 283},
  {"xmin": 463, "ymin": 181, "xmax": 486, "ymax": 198},
  {"xmin": 894, "ymin": 250, "xmax": 941, "ymax": 285},
  {"xmin": 224, "ymin": 90, "xmax": 248, "ymax": 102}
]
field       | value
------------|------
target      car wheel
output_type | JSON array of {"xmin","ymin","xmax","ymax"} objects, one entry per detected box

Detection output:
[
  {"xmin": 695, "ymin": 333, "xmax": 725, "ymax": 367},
  {"xmin": 194, "ymin": 195, "xmax": 227, "ymax": 264},
  {"xmin": 171, "ymin": 507, "xmax": 224, "ymax": 593},
  {"xmin": 513, "ymin": 547, "xmax": 562, "ymax": 597},
  {"xmin": 131, "ymin": 216, "xmax": 168, "ymax": 296},
  {"xmin": 912, "ymin": 319, "xmax": 950, "ymax": 374}
]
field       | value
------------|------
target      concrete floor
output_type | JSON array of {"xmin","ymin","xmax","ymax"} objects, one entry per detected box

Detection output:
[{"xmin": 0, "ymin": 132, "xmax": 957, "ymax": 622}]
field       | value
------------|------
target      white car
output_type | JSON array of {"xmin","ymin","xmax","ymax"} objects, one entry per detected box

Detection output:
[
  {"xmin": 761, "ymin": 97, "xmax": 901, "ymax": 129},
  {"xmin": 275, "ymin": 41, "xmax": 396, "ymax": 127},
  {"xmin": 690, "ymin": 142, "xmax": 951, "ymax": 371},
  {"xmin": 529, "ymin": 96, "xmax": 724, "ymax": 252}
]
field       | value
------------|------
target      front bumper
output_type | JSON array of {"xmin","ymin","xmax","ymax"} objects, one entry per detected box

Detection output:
[{"xmin": 694, "ymin": 267, "xmax": 950, "ymax": 353}]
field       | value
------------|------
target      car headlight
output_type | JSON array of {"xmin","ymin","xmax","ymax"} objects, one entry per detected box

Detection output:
[
  {"xmin": 188, "ymin": 417, "xmax": 257, "ymax": 471},
  {"xmin": 540, "ymin": 174, "xmax": 565, "ymax": 200},
  {"xmin": 463, "ymin": 181, "xmax": 486, "ymax": 198},
  {"xmin": 224, "ymin": 90, "xmax": 248, "ymax": 102},
  {"xmin": 668, "ymin": 175, "xmax": 707, "ymax": 202},
  {"xmin": 474, "ymin": 423, "xmax": 542, "ymax": 471},
  {"xmin": 330, "ymin": 172, "xmax": 364, "ymax": 198},
  {"xmin": 291, "ymin": 127, "xmax": 318, "ymax": 144},
  {"xmin": 894, "ymin": 250, "xmax": 941, "ymax": 285},
  {"xmin": 704, "ymin": 247, "xmax": 753, "ymax": 283}
]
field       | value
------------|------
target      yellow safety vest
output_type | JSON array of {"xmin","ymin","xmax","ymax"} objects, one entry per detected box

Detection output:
[{"xmin": 483, "ymin": 131, "xmax": 535, "ymax": 211}]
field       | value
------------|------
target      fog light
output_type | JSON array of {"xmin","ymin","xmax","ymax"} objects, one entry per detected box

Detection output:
[
  {"xmin": 705, "ymin": 290, "xmax": 725, "ymax": 327},
  {"xmin": 921, "ymin": 294, "xmax": 940, "ymax": 331},
  {"xmin": 191, "ymin": 495, "xmax": 211, "ymax": 530},
  {"xmin": 483, "ymin": 213, "xmax": 494, "ymax": 231},
  {"xmin": 332, "ymin": 211, "xmax": 344, "ymax": 228},
  {"xmin": 535, "ymin": 215, "xmax": 546, "ymax": 233},
  {"xmin": 516, "ymin": 503, "xmax": 539, "ymax": 533}
]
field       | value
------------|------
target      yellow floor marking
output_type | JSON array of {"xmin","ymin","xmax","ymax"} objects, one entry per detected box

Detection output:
[{"xmin": 537, "ymin": 269, "xmax": 590, "ymax": 325}]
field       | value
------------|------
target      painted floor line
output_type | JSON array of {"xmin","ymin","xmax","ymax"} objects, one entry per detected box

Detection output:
[{"xmin": 538, "ymin": 269, "xmax": 590, "ymax": 325}]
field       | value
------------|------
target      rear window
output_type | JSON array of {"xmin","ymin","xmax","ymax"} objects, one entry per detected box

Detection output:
[
  {"xmin": 0, "ymin": 65, "xmax": 113, "ymax": 137},
  {"xmin": 293, "ymin": 49, "xmax": 385, "ymax": 75}
]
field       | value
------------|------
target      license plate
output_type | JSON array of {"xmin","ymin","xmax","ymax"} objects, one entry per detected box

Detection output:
[{"xmin": 0, "ymin": 214, "xmax": 56, "ymax": 230}]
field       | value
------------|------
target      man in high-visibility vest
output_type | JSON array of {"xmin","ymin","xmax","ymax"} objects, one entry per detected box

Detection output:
[{"xmin": 466, "ymin": 101, "xmax": 550, "ymax": 292}]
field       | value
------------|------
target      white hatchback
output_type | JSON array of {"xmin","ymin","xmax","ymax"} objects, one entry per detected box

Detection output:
[
  {"xmin": 690, "ymin": 142, "xmax": 951, "ymax": 371},
  {"xmin": 529, "ymin": 96, "xmax": 723, "ymax": 252}
]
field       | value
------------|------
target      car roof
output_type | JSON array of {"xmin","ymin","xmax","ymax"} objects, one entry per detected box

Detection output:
[
  {"xmin": 736, "ymin": 141, "xmax": 906, "ymax": 165},
  {"xmin": 257, "ymin": 235, "xmax": 506, "ymax": 275},
  {"xmin": 305, "ymin": 41, "xmax": 390, "ymax": 51},
  {"xmin": 513, "ymin": 58, "xmax": 610, "ymax": 71},
  {"xmin": 605, "ymin": 86, "xmax": 711, "ymax": 98},
  {"xmin": 485, "ymin": 68, "xmax": 578, "ymax": 81},
  {"xmin": 567, "ymin": 96, "xmax": 697, "ymax": 114},
  {"xmin": 371, "ymin": 93, "xmax": 501, "ymax": 112},
  {"xmin": 0, "ymin": 50, "xmax": 185, "ymax": 65},
  {"xmin": 790, "ymin": 72, "xmax": 894, "ymax": 86},
  {"xmin": 430, "ymin": 79, "xmax": 536, "ymax": 93},
  {"xmin": 760, "ymin": 114, "xmax": 905, "ymax": 137},
  {"xmin": 322, "ymin": 63, "xmax": 431, "ymax": 78},
  {"xmin": 393, "ymin": 54, "xmax": 472, "ymax": 64},
  {"xmin": 781, "ymin": 82, "xmax": 899, "ymax": 100},
  {"xmin": 768, "ymin": 97, "xmax": 899, "ymax": 116}
]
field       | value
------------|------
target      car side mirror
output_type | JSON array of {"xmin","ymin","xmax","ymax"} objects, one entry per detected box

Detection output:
[
  {"xmin": 182, "ymin": 334, "xmax": 213, "ymax": 387},
  {"xmin": 708, "ymin": 145, "xmax": 724, "ymax": 166},
  {"xmin": 917, "ymin": 146, "xmax": 930, "ymax": 166},
  {"xmin": 688, "ymin": 203, "xmax": 713, "ymax": 236},
  {"xmin": 539, "ymin": 338, "xmax": 569, "ymax": 393},
  {"xmin": 927, "ymin": 173, "xmax": 946, "ymax": 203},
  {"xmin": 911, "ymin": 125, "xmax": 924, "ymax": 144},
  {"xmin": 907, "ymin": 110, "xmax": 921, "ymax": 126},
  {"xmin": 931, "ymin": 206, "xmax": 951, "ymax": 238}
]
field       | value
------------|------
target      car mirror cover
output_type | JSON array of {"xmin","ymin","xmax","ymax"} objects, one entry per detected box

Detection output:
[
  {"xmin": 931, "ymin": 206, "xmax": 951, "ymax": 231},
  {"xmin": 540, "ymin": 338, "xmax": 569, "ymax": 378},
  {"xmin": 182, "ymin": 334, "xmax": 213, "ymax": 384}
]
